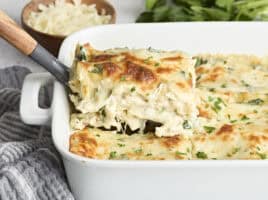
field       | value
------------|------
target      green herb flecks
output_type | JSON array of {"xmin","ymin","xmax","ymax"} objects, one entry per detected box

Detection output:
[
  {"xmin": 210, "ymin": 97, "xmax": 226, "ymax": 113},
  {"xmin": 203, "ymin": 126, "xmax": 216, "ymax": 134},
  {"xmin": 241, "ymin": 80, "xmax": 250, "ymax": 87},
  {"xmin": 248, "ymin": 98, "xmax": 264, "ymax": 105},
  {"xmin": 183, "ymin": 120, "xmax": 192, "ymax": 129},
  {"xmin": 109, "ymin": 151, "xmax": 117, "ymax": 159},
  {"xmin": 194, "ymin": 57, "xmax": 208, "ymax": 67},
  {"xmin": 221, "ymin": 83, "xmax": 227, "ymax": 88},
  {"xmin": 91, "ymin": 64, "xmax": 103, "ymax": 74},
  {"xmin": 196, "ymin": 151, "xmax": 208, "ymax": 159},
  {"xmin": 130, "ymin": 87, "xmax": 136, "ymax": 92},
  {"xmin": 196, "ymin": 75, "xmax": 202, "ymax": 81},
  {"xmin": 230, "ymin": 120, "xmax": 237, "ymax": 123},
  {"xmin": 209, "ymin": 88, "xmax": 215, "ymax": 92},
  {"xmin": 144, "ymin": 56, "xmax": 153, "ymax": 64},
  {"xmin": 120, "ymin": 76, "xmax": 126, "ymax": 81},
  {"xmin": 232, "ymin": 147, "xmax": 240, "ymax": 155},
  {"xmin": 78, "ymin": 46, "xmax": 87, "ymax": 61},
  {"xmin": 154, "ymin": 62, "xmax": 160, "ymax": 67},
  {"xmin": 241, "ymin": 115, "xmax": 250, "ymax": 121},
  {"xmin": 134, "ymin": 148, "xmax": 143, "ymax": 154},
  {"xmin": 99, "ymin": 107, "xmax": 106, "ymax": 122},
  {"xmin": 175, "ymin": 151, "xmax": 187, "ymax": 156},
  {"xmin": 257, "ymin": 152, "xmax": 267, "ymax": 160},
  {"xmin": 117, "ymin": 143, "xmax": 126, "ymax": 147}
]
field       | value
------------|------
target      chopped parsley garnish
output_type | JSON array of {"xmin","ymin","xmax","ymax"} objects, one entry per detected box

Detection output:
[
  {"xmin": 196, "ymin": 75, "xmax": 202, "ymax": 81},
  {"xmin": 96, "ymin": 134, "xmax": 100, "ymax": 137},
  {"xmin": 134, "ymin": 148, "xmax": 143, "ymax": 154},
  {"xmin": 78, "ymin": 46, "xmax": 87, "ymax": 61},
  {"xmin": 146, "ymin": 153, "xmax": 153, "ymax": 156},
  {"xmin": 175, "ymin": 151, "xmax": 187, "ymax": 156},
  {"xmin": 180, "ymin": 71, "xmax": 186, "ymax": 76},
  {"xmin": 221, "ymin": 83, "xmax": 227, "ymax": 88},
  {"xmin": 183, "ymin": 120, "xmax": 192, "ymax": 129},
  {"xmin": 91, "ymin": 64, "xmax": 103, "ymax": 74},
  {"xmin": 117, "ymin": 143, "xmax": 125, "ymax": 147},
  {"xmin": 144, "ymin": 56, "xmax": 153, "ymax": 64},
  {"xmin": 241, "ymin": 80, "xmax": 250, "ymax": 87},
  {"xmin": 210, "ymin": 97, "xmax": 226, "ymax": 113},
  {"xmin": 120, "ymin": 76, "xmax": 126, "ymax": 81},
  {"xmin": 99, "ymin": 107, "xmax": 106, "ymax": 122},
  {"xmin": 257, "ymin": 152, "xmax": 267, "ymax": 160},
  {"xmin": 109, "ymin": 151, "xmax": 117, "ymax": 159},
  {"xmin": 247, "ymin": 98, "xmax": 264, "ymax": 105},
  {"xmin": 186, "ymin": 148, "xmax": 190, "ymax": 153},
  {"xmin": 253, "ymin": 110, "xmax": 258, "ymax": 113},
  {"xmin": 241, "ymin": 115, "xmax": 250, "ymax": 121},
  {"xmin": 230, "ymin": 120, "xmax": 237, "ymax": 123},
  {"xmin": 130, "ymin": 87, "xmax": 136, "ymax": 92},
  {"xmin": 208, "ymin": 96, "xmax": 214, "ymax": 102},
  {"xmin": 194, "ymin": 57, "xmax": 208, "ymax": 67},
  {"xmin": 154, "ymin": 62, "xmax": 160, "ymax": 67},
  {"xmin": 232, "ymin": 147, "xmax": 240, "ymax": 155},
  {"xmin": 209, "ymin": 88, "xmax": 215, "ymax": 92},
  {"xmin": 203, "ymin": 126, "xmax": 216, "ymax": 134},
  {"xmin": 196, "ymin": 151, "xmax": 208, "ymax": 159}
]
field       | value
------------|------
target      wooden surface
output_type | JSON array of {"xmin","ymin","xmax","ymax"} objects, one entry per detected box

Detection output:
[{"xmin": 0, "ymin": 10, "xmax": 37, "ymax": 55}]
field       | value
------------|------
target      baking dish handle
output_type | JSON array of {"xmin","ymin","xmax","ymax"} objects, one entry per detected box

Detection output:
[{"xmin": 20, "ymin": 73, "xmax": 54, "ymax": 126}]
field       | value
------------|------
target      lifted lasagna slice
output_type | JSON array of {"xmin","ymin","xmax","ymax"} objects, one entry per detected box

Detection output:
[{"xmin": 69, "ymin": 44, "xmax": 198, "ymax": 137}]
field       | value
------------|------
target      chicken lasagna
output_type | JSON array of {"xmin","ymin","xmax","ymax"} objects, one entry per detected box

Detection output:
[
  {"xmin": 69, "ymin": 44, "xmax": 268, "ymax": 160},
  {"xmin": 69, "ymin": 44, "xmax": 198, "ymax": 137}
]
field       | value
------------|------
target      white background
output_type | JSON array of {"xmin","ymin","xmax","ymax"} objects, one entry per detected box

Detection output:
[{"xmin": 0, "ymin": 0, "xmax": 144, "ymax": 71}]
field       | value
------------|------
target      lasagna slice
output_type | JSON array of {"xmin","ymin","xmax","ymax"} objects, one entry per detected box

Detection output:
[
  {"xmin": 70, "ymin": 128, "xmax": 192, "ymax": 160},
  {"xmin": 69, "ymin": 44, "xmax": 198, "ymax": 137}
]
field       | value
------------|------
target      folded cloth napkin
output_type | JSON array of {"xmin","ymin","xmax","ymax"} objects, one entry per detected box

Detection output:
[{"xmin": 0, "ymin": 66, "xmax": 74, "ymax": 200}]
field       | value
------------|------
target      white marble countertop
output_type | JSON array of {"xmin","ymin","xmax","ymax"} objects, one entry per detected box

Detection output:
[{"xmin": 0, "ymin": 0, "xmax": 144, "ymax": 72}]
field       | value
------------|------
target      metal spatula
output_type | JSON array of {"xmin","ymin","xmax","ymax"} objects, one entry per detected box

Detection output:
[{"xmin": 0, "ymin": 10, "xmax": 69, "ymax": 87}]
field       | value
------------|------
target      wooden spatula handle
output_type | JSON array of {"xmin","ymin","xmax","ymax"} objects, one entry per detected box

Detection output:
[{"xmin": 0, "ymin": 10, "xmax": 37, "ymax": 55}]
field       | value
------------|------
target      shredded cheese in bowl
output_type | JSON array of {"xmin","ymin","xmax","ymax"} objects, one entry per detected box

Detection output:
[{"xmin": 27, "ymin": 0, "xmax": 112, "ymax": 36}]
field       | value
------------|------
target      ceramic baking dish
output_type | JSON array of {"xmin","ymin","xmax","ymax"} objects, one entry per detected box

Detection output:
[{"xmin": 20, "ymin": 23, "xmax": 268, "ymax": 200}]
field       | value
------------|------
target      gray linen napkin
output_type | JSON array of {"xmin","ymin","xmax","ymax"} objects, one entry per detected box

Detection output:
[{"xmin": 0, "ymin": 66, "xmax": 74, "ymax": 200}]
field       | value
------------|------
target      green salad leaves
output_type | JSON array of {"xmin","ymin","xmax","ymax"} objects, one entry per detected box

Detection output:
[{"xmin": 136, "ymin": 0, "xmax": 268, "ymax": 22}]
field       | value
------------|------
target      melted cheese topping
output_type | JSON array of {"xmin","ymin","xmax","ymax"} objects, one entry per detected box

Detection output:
[
  {"xmin": 70, "ymin": 53, "xmax": 268, "ymax": 160},
  {"xmin": 69, "ymin": 44, "xmax": 198, "ymax": 137}
]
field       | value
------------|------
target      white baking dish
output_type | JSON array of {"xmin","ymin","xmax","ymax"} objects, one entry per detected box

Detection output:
[{"xmin": 20, "ymin": 23, "xmax": 268, "ymax": 200}]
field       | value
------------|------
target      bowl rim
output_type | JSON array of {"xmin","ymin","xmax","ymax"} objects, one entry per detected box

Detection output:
[{"xmin": 21, "ymin": 0, "xmax": 116, "ymax": 39}]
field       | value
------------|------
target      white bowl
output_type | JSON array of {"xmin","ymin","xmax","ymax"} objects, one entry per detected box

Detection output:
[{"xmin": 20, "ymin": 23, "xmax": 268, "ymax": 200}]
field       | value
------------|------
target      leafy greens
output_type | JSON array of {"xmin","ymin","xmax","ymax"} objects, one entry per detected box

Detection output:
[{"xmin": 136, "ymin": 0, "xmax": 268, "ymax": 22}]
